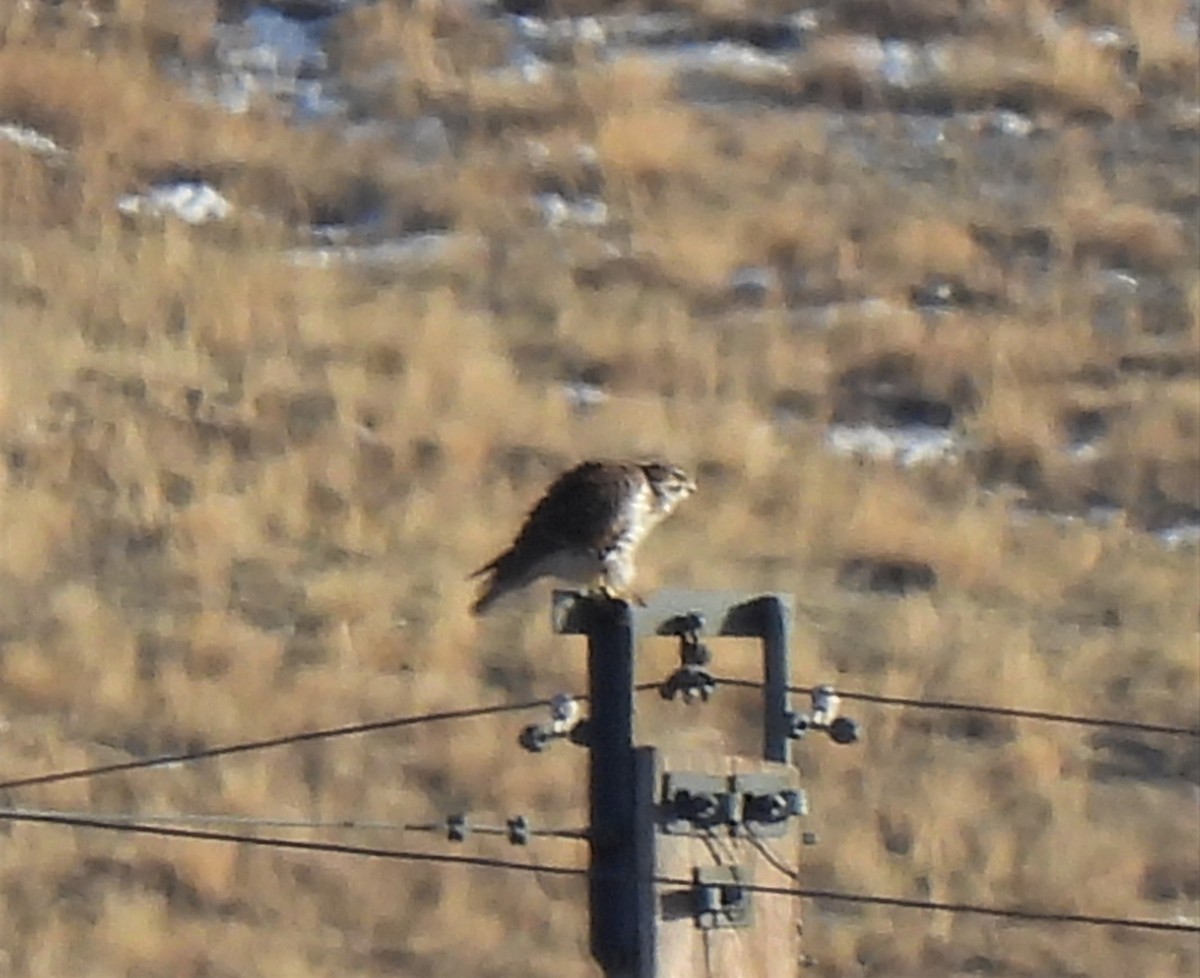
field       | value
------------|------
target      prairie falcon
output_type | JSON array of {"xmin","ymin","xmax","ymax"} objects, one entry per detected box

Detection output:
[{"xmin": 470, "ymin": 459, "xmax": 696, "ymax": 615}]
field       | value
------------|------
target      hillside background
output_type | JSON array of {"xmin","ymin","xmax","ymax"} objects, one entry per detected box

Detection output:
[{"xmin": 0, "ymin": 1, "xmax": 1197, "ymax": 976}]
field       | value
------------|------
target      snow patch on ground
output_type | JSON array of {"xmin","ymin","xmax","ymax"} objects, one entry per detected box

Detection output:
[
  {"xmin": 561, "ymin": 381, "xmax": 608, "ymax": 414},
  {"xmin": 0, "ymin": 123, "xmax": 67, "ymax": 160},
  {"xmin": 286, "ymin": 231, "xmax": 482, "ymax": 268},
  {"xmin": 1155, "ymin": 522, "xmax": 1200, "ymax": 550},
  {"xmin": 825, "ymin": 423, "xmax": 963, "ymax": 467},
  {"xmin": 117, "ymin": 182, "xmax": 232, "ymax": 224},
  {"xmin": 188, "ymin": 7, "xmax": 347, "ymax": 119},
  {"xmin": 536, "ymin": 193, "xmax": 609, "ymax": 228}
]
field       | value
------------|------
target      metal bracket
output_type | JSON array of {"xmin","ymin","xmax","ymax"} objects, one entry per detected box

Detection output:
[
  {"xmin": 519, "ymin": 693, "xmax": 586, "ymax": 752},
  {"xmin": 662, "ymin": 771, "xmax": 806, "ymax": 838},
  {"xmin": 694, "ymin": 865, "xmax": 753, "ymax": 930},
  {"xmin": 553, "ymin": 588, "xmax": 796, "ymax": 764},
  {"xmin": 446, "ymin": 813, "xmax": 535, "ymax": 845},
  {"xmin": 730, "ymin": 773, "xmax": 807, "ymax": 838},
  {"xmin": 662, "ymin": 772, "xmax": 729, "ymax": 834},
  {"xmin": 787, "ymin": 684, "xmax": 861, "ymax": 745},
  {"xmin": 507, "ymin": 815, "xmax": 530, "ymax": 845},
  {"xmin": 659, "ymin": 612, "xmax": 717, "ymax": 703}
]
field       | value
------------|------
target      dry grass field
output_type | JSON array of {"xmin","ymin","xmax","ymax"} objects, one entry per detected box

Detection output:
[{"xmin": 0, "ymin": 1, "xmax": 1197, "ymax": 976}]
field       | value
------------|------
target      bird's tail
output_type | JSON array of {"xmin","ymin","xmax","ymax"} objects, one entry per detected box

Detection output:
[
  {"xmin": 467, "ymin": 551, "xmax": 513, "ymax": 616},
  {"xmin": 470, "ymin": 581, "xmax": 503, "ymax": 616}
]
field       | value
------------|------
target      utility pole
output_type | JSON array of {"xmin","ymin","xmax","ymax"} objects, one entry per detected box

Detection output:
[{"xmin": 538, "ymin": 589, "xmax": 859, "ymax": 978}]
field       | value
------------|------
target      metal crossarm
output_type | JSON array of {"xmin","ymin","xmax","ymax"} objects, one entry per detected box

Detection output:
[{"xmin": 552, "ymin": 589, "xmax": 796, "ymax": 763}]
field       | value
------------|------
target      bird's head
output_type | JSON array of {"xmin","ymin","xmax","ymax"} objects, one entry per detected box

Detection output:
[{"xmin": 641, "ymin": 461, "xmax": 697, "ymax": 515}]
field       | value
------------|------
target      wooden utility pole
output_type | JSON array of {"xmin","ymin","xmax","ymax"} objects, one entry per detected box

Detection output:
[{"xmin": 550, "ymin": 589, "xmax": 856, "ymax": 978}]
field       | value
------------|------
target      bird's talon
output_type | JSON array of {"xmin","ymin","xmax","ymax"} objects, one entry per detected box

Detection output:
[{"xmin": 596, "ymin": 585, "xmax": 645, "ymax": 607}]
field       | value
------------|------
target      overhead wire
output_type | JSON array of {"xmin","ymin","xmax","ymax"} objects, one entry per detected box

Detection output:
[
  {"xmin": 3, "ymin": 673, "xmax": 1195, "ymax": 943},
  {"xmin": 819, "ymin": 687, "xmax": 1200, "ymax": 738},
  {"xmin": 2, "ymin": 677, "xmax": 1192, "ymax": 797},
  {"xmin": 0, "ymin": 808, "xmax": 587, "ymax": 875},
  {"xmin": 0, "ymin": 683, "xmax": 663, "ymax": 793},
  {"xmin": 745, "ymin": 823, "xmax": 805, "ymax": 883},
  {"xmin": 0, "ymin": 695, "xmax": 571, "ymax": 793},
  {"xmin": 0, "ymin": 806, "xmax": 587, "ymax": 840},
  {"xmin": 2, "ymin": 809, "xmax": 1196, "ymax": 936},
  {"xmin": 711, "ymin": 677, "xmax": 1200, "ymax": 738}
]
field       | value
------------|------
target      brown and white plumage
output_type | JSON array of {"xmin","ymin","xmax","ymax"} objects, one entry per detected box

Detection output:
[{"xmin": 469, "ymin": 459, "xmax": 696, "ymax": 615}]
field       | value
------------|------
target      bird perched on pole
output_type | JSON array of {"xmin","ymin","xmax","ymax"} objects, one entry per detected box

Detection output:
[{"xmin": 469, "ymin": 459, "xmax": 696, "ymax": 615}]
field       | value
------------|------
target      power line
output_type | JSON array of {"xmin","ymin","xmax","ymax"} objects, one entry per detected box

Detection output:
[
  {"xmin": 746, "ymin": 824, "xmax": 803, "ymax": 881},
  {"xmin": 0, "ymin": 695, "xmax": 567, "ymax": 793},
  {"xmin": 2, "ymin": 810, "xmax": 1196, "ymax": 936},
  {"xmin": 0, "ymin": 684, "xmax": 663, "ymax": 794},
  {"xmin": 712, "ymin": 677, "xmax": 1200, "ymax": 738},
  {"xmin": 782, "ymin": 884, "xmax": 1199, "ymax": 934},
  {"xmin": 0, "ymin": 806, "xmax": 587, "ymax": 840},
  {"xmin": 0, "ymin": 808, "xmax": 586, "ymax": 874},
  {"xmin": 825, "ymin": 688, "xmax": 1200, "ymax": 738},
  {"xmin": 4, "ymin": 677, "xmax": 1193, "ymax": 796}
]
